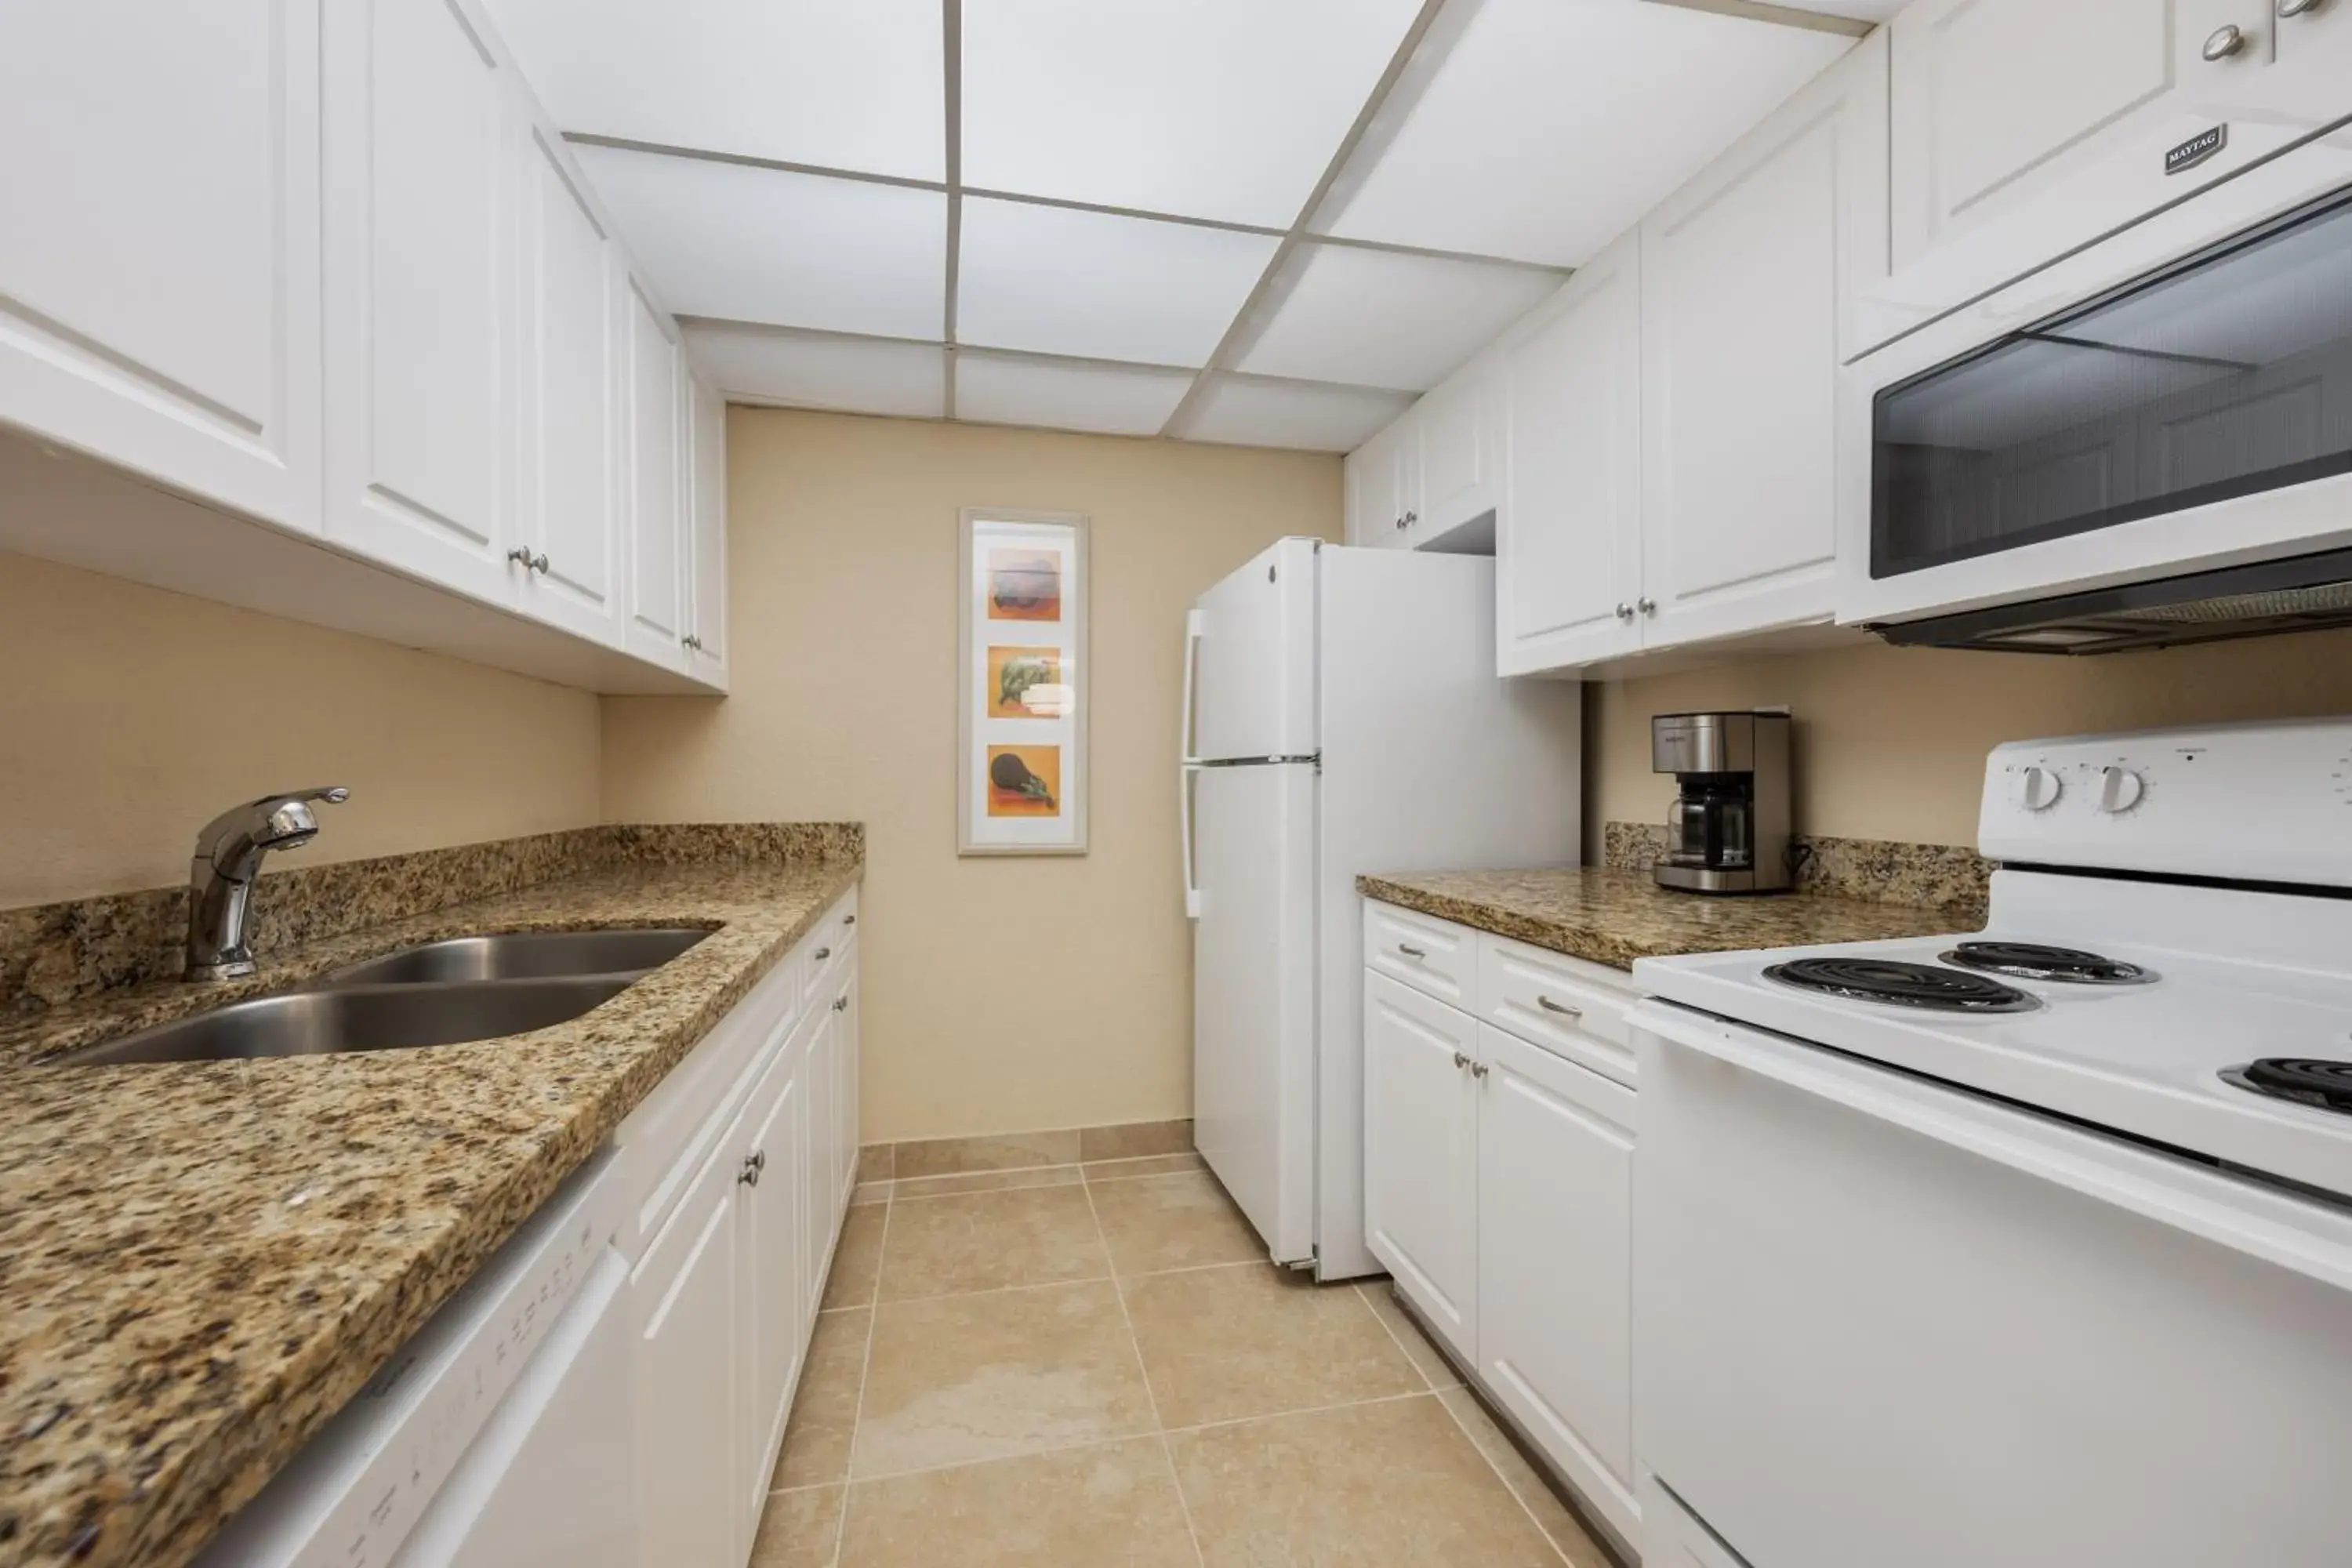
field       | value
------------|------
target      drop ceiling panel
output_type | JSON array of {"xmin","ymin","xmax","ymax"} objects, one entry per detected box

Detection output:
[
  {"xmin": 684, "ymin": 324, "xmax": 945, "ymax": 418},
  {"xmin": 481, "ymin": 0, "xmax": 943, "ymax": 179},
  {"xmin": 1178, "ymin": 375, "xmax": 1416, "ymax": 452},
  {"xmin": 1236, "ymin": 244, "xmax": 1561, "ymax": 392},
  {"xmin": 574, "ymin": 145, "xmax": 946, "ymax": 340},
  {"xmin": 960, "ymin": 0, "xmax": 1424, "ymax": 226},
  {"xmin": 955, "ymin": 354, "xmax": 1194, "ymax": 436},
  {"xmin": 1318, "ymin": 0, "xmax": 1853, "ymax": 265},
  {"xmin": 956, "ymin": 198, "xmax": 1279, "ymax": 367}
]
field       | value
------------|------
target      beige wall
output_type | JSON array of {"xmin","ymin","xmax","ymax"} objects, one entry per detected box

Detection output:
[
  {"xmin": 0, "ymin": 554, "xmax": 603, "ymax": 908},
  {"xmin": 603, "ymin": 408, "xmax": 1342, "ymax": 1143},
  {"xmin": 1585, "ymin": 628, "xmax": 2352, "ymax": 856}
]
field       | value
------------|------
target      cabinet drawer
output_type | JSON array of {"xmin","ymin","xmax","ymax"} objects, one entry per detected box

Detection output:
[
  {"xmin": 617, "ymin": 942, "xmax": 802, "ymax": 1256},
  {"xmin": 1363, "ymin": 901, "xmax": 1474, "ymax": 1009},
  {"xmin": 1478, "ymin": 934, "xmax": 1639, "ymax": 1089},
  {"xmin": 798, "ymin": 888, "xmax": 859, "ymax": 1013}
]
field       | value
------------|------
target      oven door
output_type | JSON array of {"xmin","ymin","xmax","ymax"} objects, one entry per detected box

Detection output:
[
  {"xmin": 1632, "ymin": 1000, "xmax": 2352, "ymax": 1568},
  {"xmin": 1839, "ymin": 132, "xmax": 2352, "ymax": 630}
]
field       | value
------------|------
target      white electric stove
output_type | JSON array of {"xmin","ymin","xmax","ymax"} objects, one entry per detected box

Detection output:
[{"xmin": 1628, "ymin": 720, "xmax": 2352, "ymax": 1568}]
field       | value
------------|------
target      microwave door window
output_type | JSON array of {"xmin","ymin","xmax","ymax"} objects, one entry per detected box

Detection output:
[{"xmin": 1871, "ymin": 188, "xmax": 2352, "ymax": 579}]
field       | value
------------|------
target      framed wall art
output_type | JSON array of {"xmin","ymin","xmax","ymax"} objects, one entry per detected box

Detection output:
[{"xmin": 959, "ymin": 508, "xmax": 1088, "ymax": 855}]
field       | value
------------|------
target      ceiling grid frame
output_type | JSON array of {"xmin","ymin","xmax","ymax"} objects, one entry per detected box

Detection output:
[{"xmin": 506, "ymin": 0, "xmax": 1883, "ymax": 450}]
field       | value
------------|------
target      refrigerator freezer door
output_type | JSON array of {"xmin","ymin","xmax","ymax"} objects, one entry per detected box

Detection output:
[
  {"xmin": 1192, "ymin": 538, "xmax": 1319, "ymax": 763},
  {"xmin": 1191, "ymin": 758, "xmax": 1317, "ymax": 1266}
]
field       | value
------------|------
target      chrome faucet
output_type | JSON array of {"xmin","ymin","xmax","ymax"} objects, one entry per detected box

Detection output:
[{"xmin": 186, "ymin": 788, "xmax": 349, "ymax": 980}]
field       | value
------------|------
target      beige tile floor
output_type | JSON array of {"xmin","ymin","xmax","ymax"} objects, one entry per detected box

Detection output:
[{"xmin": 757, "ymin": 1154, "xmax": 1618, "ymax": 1567}]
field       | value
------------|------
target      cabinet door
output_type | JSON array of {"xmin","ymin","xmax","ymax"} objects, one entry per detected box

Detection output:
[
  {"xmin": 1363, "ymin": 972, "xmax": 1481, "ymax": 1362},
  {"xmin": 0, "ymin": 0, "xmax": 322, "ymax": 534},
  {"xmin": 322, "ymin": 0, "xmax": 518, "ymax": 600},
  {"xmin": 631, "ymin": 1133, "xmax": 740, "ymax": 1568},
  {"xmin": 1639, "ymin": 1472, "xmax": 1747, "ymax": 1568},
  {"xmin": 738, "ymin": 1033, "xmax": 808, "ymax": 1526},
  {"xmin": 1416, "ymin": 361, "xmax": 1497, "ymax": 539},
  {"xmin": 1496, "ymin": 234, "xmax": 1642, "ymax": 676},
  {"xmin": 684, "ymin": 374, "xmax": 729, "ymax": 684},
  {"xmin": 1876, "ymin": 0, "xmax": 2278, "ymax": 341},
  {"xmin": 1638, "ymin": 31, "xmax": 1885, "ymax": 652},
  {"xmin": 624, "ymin": 277, "xmax": 687, "ymax": 666},
  {"xmin": 1475, "ymin": 1026, "xmax": 1639, "ymax": 1544},
  {"xmin": 801, "ymin": 1000, "xmax": 840, "ymax": 1321},
  {"xmin": 516, "ymin": 121, "xmax": 621, "ymax": 644},
  {"xmin": 833, "ymin": 949, "xmax": 861, "ymax": 1211},
  {"xmin": 1346, "ymin": 423, "xmax": 1404, "ymax": 547}
]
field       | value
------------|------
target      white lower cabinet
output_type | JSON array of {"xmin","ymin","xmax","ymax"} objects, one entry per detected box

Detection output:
[
  {"xmin": 622, "ymin": 889, "xmax": 860, "ymax": 1568},
  {"xmin": 1363, "ymin": 972, "xmax": 1482, "ymax": 1361},
  {"xmin": 1475, "ymin": 1024, "xmax": 1638, "ymax": 1537},
  {"xmin": 1362, "ymin": 901, "xmax": 1642, "ymax": 1549}
]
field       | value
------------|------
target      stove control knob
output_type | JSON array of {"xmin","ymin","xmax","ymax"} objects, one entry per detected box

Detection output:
[
  {"xmin": 2095, "ymin": 765, "xmax": 2145, "ymax": 815},
  {"xmin": 2014, "ymin": 765, "xmax": 2062, "ymax": 812}
]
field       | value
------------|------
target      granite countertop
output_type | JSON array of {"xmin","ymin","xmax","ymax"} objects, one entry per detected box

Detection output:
[
  {"xmin": 1357, "ymin": 866, "xmax": 1969, "ymax": 971},
  {"xmin": 0, "ymin": 855, "xmax": 861, "ymax": 1568}
]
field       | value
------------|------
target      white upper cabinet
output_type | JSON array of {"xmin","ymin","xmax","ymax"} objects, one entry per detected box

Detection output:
[
  {"xmin": 514, "ymin": 123, "xmax": 622, "ymax": 644},
  {"xmin": 322, "ymin": 0, "xmax": 520, "ymax": 601},
  {"xmin": 1638, "ymin": 31, "xmax": 1886, "ymax": 652},
  {"xmin": 1495, "ymin": 232, "xmax": 1643, "ymax": 676},
  {"xmin": 0, "ymin": 0, "xmax": 324, "ymax": 534},
  {"xmin": 1867, "ymin": 0, "xmax": 2331, "ymax": 349},
  {"xmin": 625, "ymin": 280, "xmax": 688, "ymax": 667},
  {"xmin": 1345, "ymin": 418, "xmax": 1414, "ymax": 547},
  {"xmin": 1414, "ymin": 358, "xmax": 1501, "ymax": 542},
  {"xmin": 684, "ymin": 374, "xmax": 730, "ymax": 685}
]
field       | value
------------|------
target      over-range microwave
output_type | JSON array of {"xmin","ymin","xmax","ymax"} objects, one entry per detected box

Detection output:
[{"xmin": 1840, "ymin": 126, "xmax": 2352, "ymax": 655}]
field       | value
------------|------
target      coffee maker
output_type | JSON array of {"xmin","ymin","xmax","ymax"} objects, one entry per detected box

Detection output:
[{"xmin": 1651, "ymin": 710, "xmax": 1791, "ymax": 895}]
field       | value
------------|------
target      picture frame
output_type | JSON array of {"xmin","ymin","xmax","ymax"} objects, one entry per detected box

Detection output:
[{"xmin": 958, "ymin": 508, "xmax": 1089, "ymax": 855}]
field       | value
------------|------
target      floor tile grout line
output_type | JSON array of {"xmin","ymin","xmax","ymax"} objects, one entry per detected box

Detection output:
[
  {"xmin": 1351, "ymin": 1280, "xmax": 1439, "ymax": 1394},
  {"xmin": 1080, "ymin": 1174, "xmax": 1208, "ymax": 1568},
  {"xmin": 828, "ymin": 1188, "xmax": 893, "ymax": 1568},
  {"xmin": 864, "ymin": 1249, "xmax": 1264, "ymax": 1311},
  {"xmin": 1427, "ymin": 1380, "xmax": 1577, "ymax": 1567},
  {"xmin": 1160, "ymin": 1385, "xmax": 1434, "ymax": 1441}
]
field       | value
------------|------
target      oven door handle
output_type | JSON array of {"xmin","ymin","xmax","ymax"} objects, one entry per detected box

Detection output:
[{"xmin": 1631, "ymin": 1000, "xmax": 2352, "ymax": 1293}]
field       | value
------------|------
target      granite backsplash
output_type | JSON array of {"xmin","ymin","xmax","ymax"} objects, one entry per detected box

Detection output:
[
  {"xmin": 0, "ymin": 822, "xmax": 864, "ymax": 1017},
  {"xmin": 1602, "ymin": 821, "xmax": 1992, "ymax": 918}
]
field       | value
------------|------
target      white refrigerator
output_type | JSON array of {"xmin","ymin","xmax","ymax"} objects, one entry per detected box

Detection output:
[{"xmin": 1181, "ymin": 537, "xmax": 1581, "ymax": 1280}]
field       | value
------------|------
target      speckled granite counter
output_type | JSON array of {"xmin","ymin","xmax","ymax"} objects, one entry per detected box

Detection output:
[
  {"xmin": 1356, "ymin": 866, "xmax": 1970, "ymax": 971},
  {"xmin": 0, "ymin": 851, "xmax": 861, "ymax": 1568}
]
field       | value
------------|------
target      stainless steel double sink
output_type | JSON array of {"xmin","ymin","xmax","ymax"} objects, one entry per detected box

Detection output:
[{"xmin": 49, "ymin": 927, "xmax": 712, "ymax": 1067}]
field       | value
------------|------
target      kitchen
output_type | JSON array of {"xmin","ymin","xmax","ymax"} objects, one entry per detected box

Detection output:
[{"xmin": 4, "ymin": 1, "xmax": 2351, "ymax": 1565}]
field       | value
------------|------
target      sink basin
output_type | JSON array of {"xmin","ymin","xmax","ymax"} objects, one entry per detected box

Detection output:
[
  {"xmin": 321, "ymin": 927, "xmax": 710, "ymax": 985},
  {"xmin": 46, "ymin": 976, "xmax": 637, "ymax": 1066}
]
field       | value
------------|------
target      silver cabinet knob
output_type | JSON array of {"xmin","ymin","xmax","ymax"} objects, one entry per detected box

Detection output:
[
  {"xmin": 2278, "ymin": 0, "xmax": 2323, "ymax": 16},
  {"xmin": 2202, "ymin": 22, "xmax": 2250, "ymax": 57},
  {"xmin": 833, "ymin": 995, "xmax": 849, "ymax": 1012},
  {"xmin": 1453, "ymin": 1050, "xmax": 1472, "ymax": 1071},
  {"xmin": 739, "ymin": 1153, "xmax": 762, "ymax": 1187},
  {"xmin": 681, "ymin": 633, "xmax": 704, "ymax": 651},
  {"xmin": 506, "ymin": 546, "xmax": 532, "ymax": 568},
  {"xmin": 1403, "ymin": 510, "xmax": 1417, "ymax": 526},
  {"xmin": 1470, "ymin": 1061, "xmax": 1490, "ymax": 1080},
  {"xmin": 1615, "ymin": 602, "xmax": 1635, "ymax": 620},
  {"xmin": 1637, "ymin": 596, "xmax": 1657, "ymax": 615}
]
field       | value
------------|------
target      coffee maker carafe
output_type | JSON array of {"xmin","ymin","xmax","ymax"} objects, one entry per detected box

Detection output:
[{"xmin": 1651, "ymin": 711, "xmax": 1791, "ymax": 895}]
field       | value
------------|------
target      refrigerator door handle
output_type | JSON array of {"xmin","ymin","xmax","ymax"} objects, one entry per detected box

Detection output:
[
  {"xmin": 1179, "ymin": 608, "xmax": 1204, "ymax": 766},
  {"xmin": 1180, "ymin": 762, "xmax": 1203, "ymax": 919}
]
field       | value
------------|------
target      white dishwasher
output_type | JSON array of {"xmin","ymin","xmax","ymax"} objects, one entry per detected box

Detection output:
[{"xmin": 196, "ymin": 1150, "xmax": 637, "ymax": 1568}]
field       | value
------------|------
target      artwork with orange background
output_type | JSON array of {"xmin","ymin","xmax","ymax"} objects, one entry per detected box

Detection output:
[
  {"xmin": 987, "ymin": 646, "xmax": 1065, "ymax": 718},
  {"xmin": 986, "ymin": 548, "xmax": 1062, "ymax": 622},
  {"xmin": 985, "ymin": 745, "xmax": 1061, "ymax": 817}
]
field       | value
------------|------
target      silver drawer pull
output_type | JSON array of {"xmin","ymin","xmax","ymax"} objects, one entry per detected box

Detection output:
[
  {"xmin": 815, "ymin": 946, "xmax": 832, "ymax": 960},
  {"xmin": 1398, "ymin": 943, "xmax": 1427, "ymax": 959},
  {"xmin": 844, "ymin": 913, "xmax": 856, "ymax": 926},
  {"xmin": 1536, "ymin": 995, "xmax": 1583, "ymax": 1019}
]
